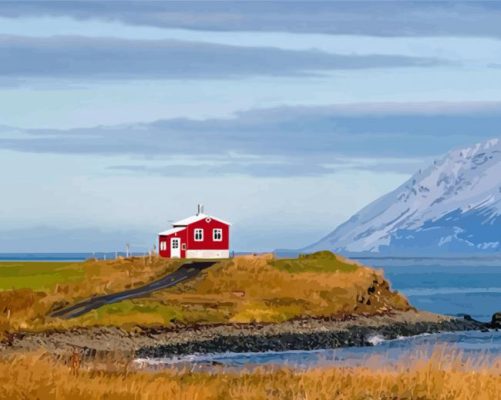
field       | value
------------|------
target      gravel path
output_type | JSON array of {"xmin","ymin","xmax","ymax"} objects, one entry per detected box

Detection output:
[{"xmin": 50, "ymin": 261, "xmax": 215, "ymax": 319}]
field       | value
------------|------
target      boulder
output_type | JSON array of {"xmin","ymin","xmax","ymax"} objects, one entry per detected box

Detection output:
[
  {"xmin": 461, "ymin": 314, "xmax": 473, "ymax": 321},
  {"xmin": 491, "ymin": 312, "xmax": 501, "ymax": 328}
]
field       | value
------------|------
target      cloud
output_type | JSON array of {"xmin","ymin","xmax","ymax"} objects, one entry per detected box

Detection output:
[
  {"xmin": 109, "ymin": 162, "xmax": 335, "ymax": 178},
  {"xmin": 1, "ymin": 2, "xmax": 501, "ymax": 37},
  {"xmin": 109, "ymin": 156, "xmax": 428, "ymax": 178},
  {"xmin": 1, "ymin": 102, "xmax": 500, "ymax": 176},
  {"xmin": 0, "ymin": 35, "xmax": 443, "ymax": 81}
]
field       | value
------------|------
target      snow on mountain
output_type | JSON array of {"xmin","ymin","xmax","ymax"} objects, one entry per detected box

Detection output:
[{"xmin": 303, "ymin": 138, "xmax": 501, "ymax": 256}]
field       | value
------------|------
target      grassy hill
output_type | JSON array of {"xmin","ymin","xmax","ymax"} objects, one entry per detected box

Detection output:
[{"xmin": 0, "ymin": 252, "xmax": 410, "ymax": 334}]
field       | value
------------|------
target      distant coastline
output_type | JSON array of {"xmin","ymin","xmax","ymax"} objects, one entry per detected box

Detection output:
[
  {"xmin": 275, "ymin": 250, "xmax": 501, "ymax": 266},
  {"xmin": 3, "ymin": 252, "xmax": 501, "ymax": 265}
]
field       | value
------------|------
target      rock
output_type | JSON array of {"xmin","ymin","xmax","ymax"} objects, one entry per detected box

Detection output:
[
  {"xmin": 491, "ymin": 312, "xmax": 501, "ymax": 328},
  {"xmin": 135, "ymin": 316, "xmax": 490, "ymax": 359}
]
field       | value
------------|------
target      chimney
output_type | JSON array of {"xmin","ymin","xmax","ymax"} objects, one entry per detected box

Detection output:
[{"xmin": 197, "ymin": 204, "xmax": 204, "ymax": 215}]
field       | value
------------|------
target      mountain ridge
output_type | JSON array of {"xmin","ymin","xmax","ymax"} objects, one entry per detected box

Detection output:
[{"xmin": 302, "ymin": 138, "xmax": 501, "ymax": 256}]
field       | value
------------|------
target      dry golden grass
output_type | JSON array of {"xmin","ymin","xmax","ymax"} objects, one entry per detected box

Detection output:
[
  {"xmin": 0, "ymin": 256, "xmax": 183, "ymax": 333},
  {"xmin": 0, "ymin": 349, "xmax": 499, "ymax": 400},
  {"xmin": 0, "ymin": 252, "xmax": 410, "ymax": 333},
  {"xmin": 153, "ymin": 253, "xmax": 410, "ymax": 324}
]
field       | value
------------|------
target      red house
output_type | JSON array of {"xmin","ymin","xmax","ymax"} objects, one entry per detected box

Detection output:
[{"xmin": 158, "ymin": 205, "xmax": 230, "ymax": 259}]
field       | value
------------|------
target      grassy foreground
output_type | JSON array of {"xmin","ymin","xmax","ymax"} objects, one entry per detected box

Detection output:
[
  {"xmin": 0, "ymin": 350, "xmax": 499, "ymax": 400},
  {"xmin": 0, "ymin": 261, "xmax": 84, "ymax": 291},
  {"xmin": 0, "ymin": 252, "xmax": 410, "ymax": 333}
]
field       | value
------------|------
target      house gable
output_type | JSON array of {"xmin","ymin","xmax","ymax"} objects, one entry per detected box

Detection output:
[{"xmin": 185, "ymin": 217, "xmax": 230, "ymax": 251}]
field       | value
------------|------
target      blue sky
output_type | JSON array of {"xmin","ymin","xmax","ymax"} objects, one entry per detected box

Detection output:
[{"xmin": 0, "ymin": 1, "xmax": 500, "ymax": 252}]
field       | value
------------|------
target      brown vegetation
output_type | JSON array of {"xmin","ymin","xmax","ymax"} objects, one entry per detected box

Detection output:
[
  {"xmin": 153, "ymin": 253, "xmax": 410, "ymax": 324},
  {"xmin": 0, "ymin": 252, "xmax": 410, "ymax": 334},
  {"xmin": 0, "ymin": 349, "xmax": 499, "ymax": 399}
]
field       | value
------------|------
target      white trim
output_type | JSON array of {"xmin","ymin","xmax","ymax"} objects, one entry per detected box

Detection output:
[
  {"xmin": 173, "ymin": 213, "xmax": 231, "ymax": 226},
  {"xmin": 186, "ymin": 249, "xmax": 229, "ymax": 259},
  {"xmin": 194, "ymin": 228, "xmax": 204, "ymax": 241},
  {"xmin": 213, "ymin": 228, "xmax": 223, "ymax": 241}
]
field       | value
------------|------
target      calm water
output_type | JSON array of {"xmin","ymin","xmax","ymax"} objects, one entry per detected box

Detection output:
[
  {"xmin": 377, "ymin": 264, "xmax": 501, "ymax": 322},
  {"xmin": 140, "ymin": 259, "xmax": 501, "ymax": 369}
]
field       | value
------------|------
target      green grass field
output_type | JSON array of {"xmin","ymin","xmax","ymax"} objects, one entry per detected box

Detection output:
[
  {"xmin": 272, "ymin": 251, "xmax": 358, "ymax": 273},
  {"xmin": 0, "ymin": 261, "xmax": 85, "ymax": 291}
]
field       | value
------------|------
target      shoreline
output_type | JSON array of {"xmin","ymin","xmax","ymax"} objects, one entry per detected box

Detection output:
[
  {"xmin": 1, "ymin": 310, "xmax": 492, "ymax": 359},
  {"xmin": 136, "ymin": 310, "xmax": 490, "ymax": 358}
]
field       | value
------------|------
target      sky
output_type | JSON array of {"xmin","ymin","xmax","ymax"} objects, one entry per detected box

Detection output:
[{"xmin": 0, "ymin": 1, "xmax": 500, "ymax": 253}]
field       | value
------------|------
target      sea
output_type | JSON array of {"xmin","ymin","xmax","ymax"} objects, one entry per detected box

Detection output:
[{"xmin": 1, "ymin": 253, "xmax": 500, "ymax": 368}]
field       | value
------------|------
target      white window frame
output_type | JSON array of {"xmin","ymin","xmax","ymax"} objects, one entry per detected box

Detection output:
[
  {"xmin": 213, "ymin": 228, "xmax": 223, "ymax": 242},
  {"xmin": 160, "ymin": 241, "xmax": 167, "ymax": 251},
  {"xmin": 194, "ymin": 228, "xmax": 204, "ymax": 241}
]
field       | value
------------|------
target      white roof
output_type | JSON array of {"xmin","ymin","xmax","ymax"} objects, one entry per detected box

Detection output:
[
  {"xmin": 172, "ymin": 213, "xmax": 231, "ymax": 226},
  {"xmin": 158, "ymin": 227, "xmax": 186, "ymax": 236}
]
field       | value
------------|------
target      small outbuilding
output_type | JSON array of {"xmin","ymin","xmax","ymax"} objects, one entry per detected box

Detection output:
[{"xmin": 158, "ymin": 205, "xmax": 230, "ymax": 259}]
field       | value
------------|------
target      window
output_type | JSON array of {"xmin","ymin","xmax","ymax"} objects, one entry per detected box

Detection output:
[
  {"xmin": 171, "ymin": 238, "xmax": 179, "ymax": 249},
  {"xmin": 213, "ymin": 228, "xmax": 223, "ymax": 241},
  {"xmin": 194, "ymin": 228, "xmax": 204, "ymax": 241},
  {"xmin": 160, "ymin": 241, "xmax": 168, "ymax": 251}
]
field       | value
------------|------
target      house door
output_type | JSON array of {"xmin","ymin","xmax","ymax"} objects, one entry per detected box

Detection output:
[{"xmin": 171, "ymin": 238, "xmax": 181, "ymax": 258}]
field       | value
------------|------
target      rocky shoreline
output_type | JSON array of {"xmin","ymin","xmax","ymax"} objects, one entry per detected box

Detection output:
[
  {"xmin": 137, "ymin": 311, "xmax": 492, "ymax": 358},
  {"xmin": 2, "ymin": 310, "xmax": 498, "ymax": 359}
]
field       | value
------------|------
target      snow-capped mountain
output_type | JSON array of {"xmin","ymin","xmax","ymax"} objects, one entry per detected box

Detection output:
[{"xmin": 303, "ymin": 138, "xmax": 501, "ymax": 256}]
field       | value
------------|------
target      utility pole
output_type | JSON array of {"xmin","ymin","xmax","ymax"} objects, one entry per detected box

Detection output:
[{"xmin": 126, "ymin": 243, "xmax": 130, "ymax": 258}]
